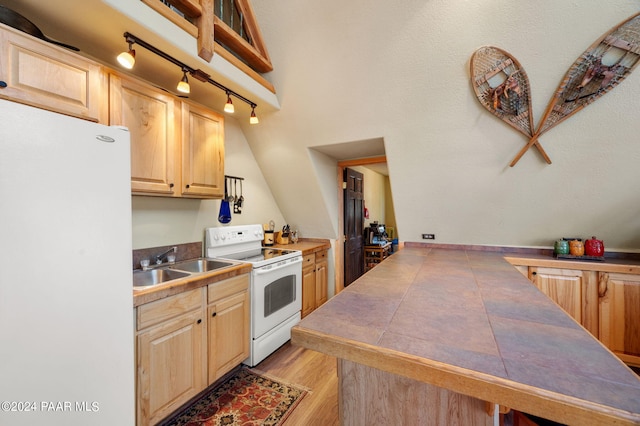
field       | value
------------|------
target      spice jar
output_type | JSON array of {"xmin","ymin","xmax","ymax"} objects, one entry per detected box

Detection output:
[
  {"xmin": 569, "ymin": 239, "xmax": 584, "ymax": 256},
  {"xmin": 554, "ymin": 239, "xmax": 570, "ymax": 255},
  {"xmin": 584, "ymin": 236, "xmax": 604, "ymax": 257}
]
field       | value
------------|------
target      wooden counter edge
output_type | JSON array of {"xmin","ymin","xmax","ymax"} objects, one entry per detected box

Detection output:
[
  {"xmin": 133, "ymin": 263, "xmax": 253, "ymax": 307},
  {"xmin": 504, "ymin": 255, "xmax": 640, "ymax": 274},
  {"xmin": 291, "ymin": 326, "xmax": 640, "ymax": 426}
]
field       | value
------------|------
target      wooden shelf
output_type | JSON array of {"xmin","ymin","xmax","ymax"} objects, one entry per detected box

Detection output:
[{"xmin": 364, "ymin": 242, "xmax": 392, "ymax": 272}]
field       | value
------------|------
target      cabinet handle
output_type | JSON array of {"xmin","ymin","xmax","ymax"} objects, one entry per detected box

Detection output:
[
  {"xmin": 531, "ymin": 271, "xmax": 537, "ymax": 276},
  {"xmin": 212, "ymin": 312, "xmax": 217, "ymax": 317},
  {"xmin": 197, "ymin": 319, "xmax": 202, "ymax": 324},
  {"xmin": 185, "ymin": 184, "xmax": 190, "ymax": 189},
  {"xmin": 169, "ymin": 183, "xmax": 174, "ymax": 188},
  {"xmin": 598, "ymin": 274, "xmax": 608, "ymax": 298},
  {"xmin": 0, "ymin": 81, "xmax": 7, "ymax": 88}
]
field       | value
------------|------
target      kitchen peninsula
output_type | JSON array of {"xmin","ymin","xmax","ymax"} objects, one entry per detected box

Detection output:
[{"xmin": 291, "ymin": 246, "xmax": 640, "ymax": 425}]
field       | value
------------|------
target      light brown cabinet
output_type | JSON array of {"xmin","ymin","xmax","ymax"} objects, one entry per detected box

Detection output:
[
  {"xmin": 508, "ymin": 257, "xmax": 640, "ymax": 368},
  {"xmin": 181, "ymin": 102, "xmax": 225, "ymax": 198},
  {"xmin": 109, "ymin": 74, "xmax": 179, "ymax": 196},
  {"xmin": 109, "ymin": 73, "xmax": 224, "ymax": 199},
  {"xmin": 136, "ymin": 274, "xmax": 250, "ymax": 425},
  {"xmin": 207, "ymin": 275, "xmax": 250, "ymax": 383},
  {"xmin": 598, "ymin": 272, "xmax": 640, "ymax": 366},
  {"xmin": 302, "ymin": 258, "xmax": 316, "ymax": 318},
  {"xmin": 315, "ymin": 251, "xmax": 328, "ymax": 307},
  {"xmin": 529, "ymin": 267, "xmax": 599, "ymax": 336},
  {"xmin": 302, "ymin": 250, "xmax": 329, "ymax": 318},
  {"xmin": 0, "ymin": 24, "xmax": 105, "ymax": 122},
  {"xmin": 136, "ymin": 288, "xmax": 207, "ymax": 426}
]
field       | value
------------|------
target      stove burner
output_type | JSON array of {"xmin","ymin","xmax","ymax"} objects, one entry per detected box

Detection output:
[{"xmin": 205, "ymin": 225, "xmax": 302, "ymax": 268}]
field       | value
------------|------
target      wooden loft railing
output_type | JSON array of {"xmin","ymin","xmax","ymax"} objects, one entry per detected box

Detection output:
[{"xmin": 141, "ymin": 0, "xmax": 275, "ymax": 93}]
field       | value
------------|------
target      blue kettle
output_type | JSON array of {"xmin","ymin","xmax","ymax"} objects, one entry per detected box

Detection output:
[{"xmin": 218, "ymin": 178, "xmax": 231, "ymax": 224}]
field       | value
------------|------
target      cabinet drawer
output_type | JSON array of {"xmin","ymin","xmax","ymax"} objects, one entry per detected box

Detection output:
[
  {"xmin": 315, "ymin": 250, "xmax": 328, "ymax": 262},
  {"xmin": 303, "ymin": 253, "xmax": 315, "ymax": 268},
  {"xmin": 137, "ymin": 288, "xmax": 204, "ymax": 330},
  {"xmin": 208, "ymin": 274, "xmax": 249, "ymax": 304}
]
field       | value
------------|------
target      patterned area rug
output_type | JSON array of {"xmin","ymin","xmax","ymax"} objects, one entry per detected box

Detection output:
[{"xmin": 160, "ymin": 368, "xmax": 307, "ymax": 426}]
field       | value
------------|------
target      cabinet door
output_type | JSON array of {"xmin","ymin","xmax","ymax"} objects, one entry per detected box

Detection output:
[
  {"xmin": 137, "ymin": 309, "xmax": 206, "ymax": 425},
  {"xmin": 316, "ymin": 259, "xmax": 328, "ymax": 308},
  {"xmin": 109, "ymin": 74, "xmax": 178, "ymax": 196},
  {"xmin": 599, "ymin": 272, "xmax": 640, "ymax": 366},
  {"xmin": 181, "ymin": 102, "xmax": 224, "ymax": 198},
  {"xmin": 529, "ymin": 267, "xmax": 599, "ymax": 335},
  {"xmin": 0, "ymin": 26, "xmax": 104, "ymax": 122},
  {"xmin": 208, "ymin": 290, "xmax": 249, "ymax": 383},
  {"xmin": 302, "ymin": 264, "xmax": 316, "ymax": 318},
  {"xmin": 513, "ymin": 265, "xmax": 529, "ymax": 279}
]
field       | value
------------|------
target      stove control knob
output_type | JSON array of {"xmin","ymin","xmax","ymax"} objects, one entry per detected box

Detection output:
[
  {"xmin": 213, "ymin": 234, "xmax": 219, "ymax": 241},
  {"xmin": 221, "ymin": 234, "xmax": 227, "ymax": 240}
]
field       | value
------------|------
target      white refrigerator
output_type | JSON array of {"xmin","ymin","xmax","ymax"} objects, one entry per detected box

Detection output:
[{"xmin": 0, "ymin": 100, "xmax": 134, "ymax": 425}]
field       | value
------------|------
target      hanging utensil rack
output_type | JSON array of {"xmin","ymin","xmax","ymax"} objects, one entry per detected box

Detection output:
[{"xmin": 224, "ymin": 175, "xmax": 245, "ymax": 214}]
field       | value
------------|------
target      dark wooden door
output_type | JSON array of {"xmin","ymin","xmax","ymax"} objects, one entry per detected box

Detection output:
[{"xmin": 344, "ymin": 168, "xmax": 364, "ymax": 286}]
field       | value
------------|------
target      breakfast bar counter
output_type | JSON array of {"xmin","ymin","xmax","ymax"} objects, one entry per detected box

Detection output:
[{"xmin": 291, "ymin": 247, "xmax": 640, "ymax": 425}]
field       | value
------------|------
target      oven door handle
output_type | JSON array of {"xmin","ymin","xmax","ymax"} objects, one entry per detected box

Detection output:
[{"xmin": 253, "ymin": 256, "xmax": 303, "ymax": 275}]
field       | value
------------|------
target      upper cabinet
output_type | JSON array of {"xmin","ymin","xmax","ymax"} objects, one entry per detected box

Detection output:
[
  {"xmin": 181, "ymin": 102, "xmax": 225, "ymax": 198},
  {"xmin": 109, "ymin": 73, "xmax": 178, "ymax": 196},
  {"xmin": 0, "ymin": 25, "xmax": 226, "ymax": 199},
  {"xmin": 0, "ymin": 24, "xmax": 105, "ymax": 122},
  {"xmin": 109, "ymin": 73, "xmax": 224, "ymax": 199}
]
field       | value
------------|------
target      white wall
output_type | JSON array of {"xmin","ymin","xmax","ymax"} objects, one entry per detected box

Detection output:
[
  {"xmin": 132, "ymin": 115, "xmax": 286, "ymax": 249},
  {"xmin": 247, "ymin": 0, "xmax": 640, "ymax": 251}
]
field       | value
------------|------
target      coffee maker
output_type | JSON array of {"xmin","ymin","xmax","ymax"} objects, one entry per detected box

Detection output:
[{"xmin": 364, "ymin": 222, "xmax": 388, "ymax": 245}]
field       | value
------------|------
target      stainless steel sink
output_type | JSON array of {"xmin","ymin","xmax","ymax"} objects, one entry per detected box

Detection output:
[
  {"xmin": 170, "ymin": 258, "xmax": 234, "ymax": 274},
  {"xmin": 133, "ymin": 268, "xmax": 191, "ymax": 288}
]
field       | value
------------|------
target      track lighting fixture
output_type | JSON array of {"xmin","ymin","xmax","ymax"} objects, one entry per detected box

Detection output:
[
  {"xmin": 224, "ymin": 92, "xmax": 235, "ymax": 113},
  {"xmin": 117, "ymin": 36, "xmax": 136, "ymax": 69},
  {"xmin": 117, "ymin": 32, "xmax": 259, "ymax": 123},
  {"xmin": 177, "ymin": 68, "xmax": 190, "ymax": 94},
  {"xmin": 250, "ymin": 105, "xmax": 259, "ymax": 124}
]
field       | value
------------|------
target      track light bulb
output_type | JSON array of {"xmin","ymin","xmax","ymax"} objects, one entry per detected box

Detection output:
[
  {"xmin": 224, "ymin": 94, "xmax": 235, "ymax": 113},
  {"xmin": 177, "ymin": 70, "xmax": 190, "ymax": 94},
  {"xmin": 250, "ymin": 106, "xmax": 259, "ymax": 124},
  {"xmin": 117, "ymin": 43, "xmax": 136, "ymax": 69}
]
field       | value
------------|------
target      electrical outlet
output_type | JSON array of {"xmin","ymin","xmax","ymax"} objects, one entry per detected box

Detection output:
[{"xmin": 422, "ymin": 234, "xmax": 435, "ymax": 240}]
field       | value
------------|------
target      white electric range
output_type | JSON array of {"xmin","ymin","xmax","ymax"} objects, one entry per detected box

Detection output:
[{"xmin": 205, "ymin": 224, "xmax": 302, "ymax": 366}]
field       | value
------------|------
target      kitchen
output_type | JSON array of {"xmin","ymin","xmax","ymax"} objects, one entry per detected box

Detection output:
[{"xmin": 1, "ymin": 0, "xmax": 640, "ymax": 425}]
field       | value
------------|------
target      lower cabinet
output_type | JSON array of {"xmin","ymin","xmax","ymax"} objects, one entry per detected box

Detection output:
[
  {"xmin": 136, "ymin": 288, "xmax": 207, "ymax": 426},
  {"xmin": 302, "ymin": 250, "xmax": 329, "ymax": 318},
  {"xmin": 207, "ymin": 275, "xmax": 250, "ymax": 383},
  {"xmin": 302, "ymin": 257, "xmax": 316, "ymax": 318},
  {"xmin": 514, "ymin": 261, "xmax": 640, "ymax": 368},
  {"xmin": 529, "ymin": 267, "xmax": 599, "ymax": 337},
  {"xmin": 136, "ymin": 274, "xmax": 250, "ymax": 425},
  {"xmin": 598, "ymin": 272, "xmax": 640, "ymax": 366},
  {"xmin": 316, "ymin": 252, "xmax": 328, "ymax": 307}
]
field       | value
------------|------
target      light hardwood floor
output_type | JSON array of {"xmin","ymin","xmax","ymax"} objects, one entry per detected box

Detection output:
[{"xmin": 255, "ymin": 341, "xmax": 340, "ymax": 426}]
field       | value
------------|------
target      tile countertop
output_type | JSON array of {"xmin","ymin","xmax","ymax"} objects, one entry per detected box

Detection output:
[
  {"xmin": 291, "ymin": 247, "xmax": 640, "ymax": 425},
  {"xmin": 132, "ymin": 239, "xmax": 329, "ymax": 307},
  {"xmin": 271, "ymin": 238, "xmax": 331, "ymax": 255}
]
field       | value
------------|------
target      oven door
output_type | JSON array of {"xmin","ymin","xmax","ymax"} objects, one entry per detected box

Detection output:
[{"xmin": 251, "ymin": 256, "xmax": 302, "ymax": 339}]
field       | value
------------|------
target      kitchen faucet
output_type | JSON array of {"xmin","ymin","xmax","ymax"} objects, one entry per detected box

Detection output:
[{"xmin": 155, "ymin": 246, "xmax": 177, "ymax": 264}]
